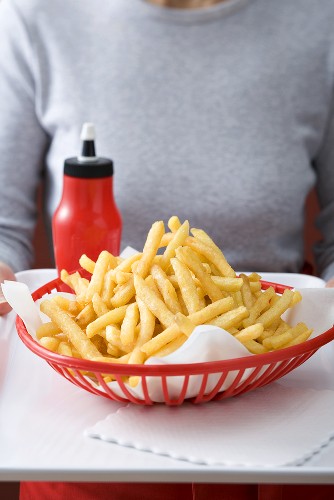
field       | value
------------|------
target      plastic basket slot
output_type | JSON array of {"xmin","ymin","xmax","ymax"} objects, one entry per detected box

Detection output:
[
  {"xmin": 259, "ymin": 359, "xmax": 292, "ymax": 389},
  {"xmin": 50, "ymin": 363, "xmax": 96, "ymax": 394},
  {"xmin": 94, "ymin": 372, "xmax": 137, "ymax": 404},
  {"xmin": 224, "ymin": 364, "xmax": 264, "ymax": 398},
  {"xmin": 193, "ymin": 372, "xmax": 209, "ymax": 404},
  {"xmin": 48, "ymin": 361, "xmax": 65, "ymax": 377},
  {"xmin": 68, "ymin": 368, "xmax": 110, "ymax": 398},
  {"xmin": 140, "ymin": 376, "xmax": 154, "ymax": 405},
  {"xmin": 193, "ymin": 370, "xmax": 229, "ymax": 404},
  {"xmin": 262, "ymin": 351, "xmax": 315, "ymax": 389},
  {"xmin": 263, "ymin": 359, "xmax": 296, "ymax": 387},
  {"xmin": 218, "ymin": 368, "xmax": 248, "ymax": 399},
  {"xmin": 278, "ymin": 351, "xmax": 316, "ymax": 376},
  {"xmin": 237, "ymin": 362, "xmax": 277, "ymax": 394},
  {"xmin": 113, "ymin": 374, "xmax": 150, "ymax": 405},
  {"xmin": 298, "ymin": 350, "xmax": 317, "ymax": 365},
  {"xmin": 161, "ymin": 374, "xmax": 190, "ymax": 406},
  {"xmin": 48, "ymin": 363, "xmax": 83, "ymax": 389},
  {"xmin": 70, "ymin": 370, "xmax": 101, "ymax": 395}
]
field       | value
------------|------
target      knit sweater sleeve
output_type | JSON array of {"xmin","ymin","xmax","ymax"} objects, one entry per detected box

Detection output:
[
  {"xmin": 313, "ymin": 76, "xmax": 334, "ymax": 282},
  {"xmin": 0, "ymin": 0, "xmax": 49, "ymax": 272}
]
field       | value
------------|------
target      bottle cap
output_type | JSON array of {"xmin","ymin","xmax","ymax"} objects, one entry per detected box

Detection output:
[
  {"xmin": 78, "ymin": 122, "xmax": 97, "ymax": 162},
  {"xmin": 80, "ymin": 122, "xmax": 96, "ymax": 142},
  {"xmin": 64, "ymin": 123, "xmax": 114, "ymax": 178}
]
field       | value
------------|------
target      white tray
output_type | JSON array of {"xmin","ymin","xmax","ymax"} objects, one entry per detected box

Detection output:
[{"xmin": 1, "ymin": 270, "xmax": 334, "ymax": 483}]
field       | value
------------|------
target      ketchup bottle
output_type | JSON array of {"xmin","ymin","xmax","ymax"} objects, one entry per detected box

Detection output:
[{"xmin": 52, "ymin": 123, "xmax": 122, "ymax": 274}]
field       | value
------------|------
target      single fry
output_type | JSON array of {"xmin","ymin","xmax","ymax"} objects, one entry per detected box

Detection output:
[
  {"xmin": 39, "ymin": 336, "xmax": 60, "ymax": 352},
  {"xmin": 40, "ymin": 299, "xmax": 102, "ymax": 359},
  {"xmin": 176, "ymin": 288, "xmax": 190, "ymax": 315},
  {"xmin": 58, "ymin": 341, "xmax": 73, "ymax": 357},
  {"xmin": 106, "ymin": 325, "xmax": 132, "ymax": 353},
  {"xmin": 92, "ymin": 353, "xmax": 131, "ymax": 364},
  {"xmin": 167, "ymin": 215, "xmax": 182, "ymax": 232},
  {"xmin": 232, "ymin": 290, "xmax": 243, "ymax": 307},
  {"xmin": 274, "ymin": 320, "xmax": 290, "ymax": 336},
  {"xmin": 152, "ymin": 334, "xmax": 187, "ymax": 358},
  {"xmin": 291, "ymin": 290, "xmax": 302, "ymax": 306},
  {"xmin": 79, "ymin": 254, "xmax": 96, "ymax": 274},
  {"xmin": 120, "ymin": 302, "xmax": 139, "ymax": 347},
  {"xmin": 110, "ymin": 276, "xmax": 135, "ymax": 308},
  {"xmin": 159, "ymin": 232, "xmax": 173, "ymax": 248},
  {"xmin": 186, "ymin": 236, "xmax": 236, "ymax": 278},
  {"xmin": 140, "ymin": 323, "xmax": 181, "ymax": 356},
  {"xmin": 128, "ymin": 349, "xmax": 145, "ymax": 366},
  {"xmin": 92, "ymin": 293, "xmax": 109, "ymax": 317},
  {"xmin": 101, "ymin": 269, "xmax": 117, "ymax": 305},
  {"xmin": 60, "ymin": 271, "xmax": 90, "ymax": 306},
  {"xmin": 85, "ymin": 250, "xmax": 115, "ymax": 302},
  {"xmin": 171, "ymin": 257, "xmax": 203, "ymax": 314},
  {"xmin": 160, "ymin": 220, "xmax": 189, "ymax": 270},
  {"xmin": 76, "ymin": 303, "xmax": 96, "ymax": 329},
  {"xmin": 263, "ymin": 331, "xmax": 294, "ymax": 350},
  {"xmin": 250, "ymin": 281, "xmax": 262, "ymax": 293},
  {"xmin": 207, "ymin": 305, "xmax": 249, "ymax": 330},
  {"xmin": 247, "ymin": 273, "xmax": 262, "ymax": 282},
  {"xmin": 234, "ymin": 323, "xmax": 264, "ymax": 342},
  {"xmin": 135, "ymin": 296, "xmax": 156, "ymax": 347},
  {"xmin": 176, "ymin": 246, "xmax": 224, "ymax": 302},
  {"xmin": 135, "ymin": 220, "xmax": 165, "ymax": 278},
  {"xmin": 256, "ymin": 289, "xmax": 294, "ymax": 328},
  {"xmin": 36, "ymin": 322, "xmax": 62, "ymax": 339},
  {"xmin": 174, "ymin": 313, "xmax": 195, "ymax": 337},
  {"xmin": 150, "ymin": 264, "xmax": 181, "ymax": 314},
  {"xmin": 53, "ymin": 296, "xmax": 82, "ymax": 316},
  {"xmin": 211, "ymin": 276, "xmax": 243, "ymax": 292},
  {"xmin": 239, "ymin": 273, "xmax": 255, "ymax": 309},
  {"xmin": 242, "ymin": 286, "xmax": 276, "ymax": 328},
  {"xmin": 110, "ymin": 252, "xmax": 142, "ymax": 279},
  {"xmin": 133, "ymin": 273, "xmax": 175, "ymax": 328},
  {"xmin": 287, "ymin": 322, "xmax": 310, "ymax": 338},
  {"xmin": 114, "ymin": 271, "xmax": 132, "ymax": 285},
  {"xmin": 107, "ymin": 343, "xmax": 122, "ymax": 357},
  {"xmin": 243, "ymin": 339, "xmax": 267, "ymax": 354},
  {"xmin": 188, "ymin": 296, "xmax": 235, "ymax": 325},
  {"xmin": 145, "ymin": 274, "xmax": 163, "ymax": 300},
  {"xmin": 284, "ymin": 329, "xmax": 313, "ymax": 347},
  {"xmin": 86, "ymin": 305, "xmax": 128, "ymax": 338}
]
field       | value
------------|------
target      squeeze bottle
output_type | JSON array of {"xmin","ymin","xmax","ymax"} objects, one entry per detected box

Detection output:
[{"xmin": 52, "ymin": 123, "xmax": 122, "ymax": 274}]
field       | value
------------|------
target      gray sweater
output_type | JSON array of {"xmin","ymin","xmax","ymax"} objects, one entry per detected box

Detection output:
[{"xmin": 0, "ymin": 0, "xmax": 334, "ymax": 280}]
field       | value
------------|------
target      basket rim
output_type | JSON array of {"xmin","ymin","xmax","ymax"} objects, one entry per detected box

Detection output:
[{"xmin": 15, "ymin": 276, "xmax": 334, "ymax": 376}]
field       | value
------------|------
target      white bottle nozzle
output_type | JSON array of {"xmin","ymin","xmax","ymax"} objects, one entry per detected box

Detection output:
[
  {"xmin": 80, "ymin": 122, "xmax": 96, "ymax": 141},
  {"xmin": 78, "ymin": 122, "xmax": 98, "ymax": 162}
]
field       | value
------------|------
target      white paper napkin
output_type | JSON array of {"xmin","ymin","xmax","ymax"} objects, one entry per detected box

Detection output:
[{"xmin": 85, "ymin": 383, "xmax": 334, "ymax": 467}]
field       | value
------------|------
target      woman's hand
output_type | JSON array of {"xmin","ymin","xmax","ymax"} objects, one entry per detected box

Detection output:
[
  {"xmin": 0, "ymin": 261, "xmax": 16, "ymax": 315},
  {"xmin": 326, "ymin": 278, "xmax": 334, "ymax": 288}
]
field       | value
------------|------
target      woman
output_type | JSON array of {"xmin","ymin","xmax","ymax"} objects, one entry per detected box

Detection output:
[{"xmin": 1, "ymin": 0, "xmax": 334, "ymax": 498}]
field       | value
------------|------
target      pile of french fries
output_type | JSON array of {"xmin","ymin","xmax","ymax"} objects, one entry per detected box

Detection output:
[{"xmin": 37, "ymin": 216, "xmax": 313, "ymax": 384}]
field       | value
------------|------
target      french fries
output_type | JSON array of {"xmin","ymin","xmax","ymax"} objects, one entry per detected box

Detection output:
[{"xmin": 37, "ymin": 216, "xmax": 313, "ymax": 380}]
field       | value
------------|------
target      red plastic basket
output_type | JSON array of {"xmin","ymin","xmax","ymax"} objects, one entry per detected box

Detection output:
[{"xmin": 16, "ymin": 277, "xmax": 334, "ymax": 406}]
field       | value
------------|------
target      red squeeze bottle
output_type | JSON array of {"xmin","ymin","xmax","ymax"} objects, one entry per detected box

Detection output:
[{"xmin": 52, "ymin": 123, "xmax": 122, "ymax": 274}]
